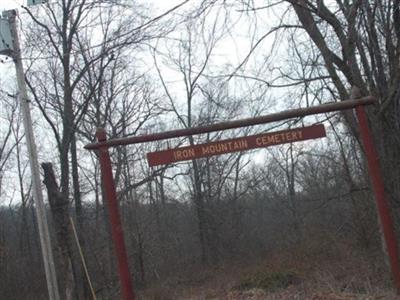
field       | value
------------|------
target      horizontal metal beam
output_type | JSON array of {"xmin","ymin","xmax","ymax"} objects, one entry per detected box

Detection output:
[{"xmin": 85, "ymin": 96, "xmax": 375, "ymax": 150}]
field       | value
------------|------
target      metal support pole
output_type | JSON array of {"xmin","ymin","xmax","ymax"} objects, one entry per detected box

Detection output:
[
  {"xmin": 354, "ymin": 104, "xmax": 400, "ymax": 293},
  {"xmin": 96, "ymin": 128, "xmax": 135, "ymax": 300},
  {"xmin": 6, "ymin": 9, "xmax": 60, "ymax": 300},
  {"xmin": 85, "ymin": 96, "xmax": 375, "ymax": 150}
]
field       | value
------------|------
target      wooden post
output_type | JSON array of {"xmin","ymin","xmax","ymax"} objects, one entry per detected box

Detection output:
[{"xmin": 6, "ymin": 9, "xmax": 60, "ymax": 300}]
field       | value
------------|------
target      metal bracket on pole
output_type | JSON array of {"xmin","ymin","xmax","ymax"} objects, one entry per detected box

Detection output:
[
  {"xmin": 27, "ymin": 0, "xmax": 47, "ymax": 6},
  {"xmin": 0, "ymin": 15, "xmax": 14, "ymax": 56}
]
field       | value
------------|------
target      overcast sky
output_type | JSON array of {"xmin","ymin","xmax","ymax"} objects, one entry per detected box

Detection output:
[
  {"xmin": 1, "ymin": 0, "xmax": 23, "ymax": 11},
  {"xmin": 0, "ymin": 0, "xmax": 331, "ymax": 206},
  {"xmin": 1, "ymin": 0, "xmax": 184, "ymax": 11}
]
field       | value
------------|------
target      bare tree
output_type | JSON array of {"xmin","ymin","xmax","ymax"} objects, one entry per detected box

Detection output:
[
  {"xmin": 232, "ymin": 0, "xmax": 400, "ymax": 216},
  {"xmin": 0, "ymin": 93, "xmax": 20, "ymax": 200},
  {"xmin": 18, "ymin": 0, "xmax": 188, "ymax": 297}
]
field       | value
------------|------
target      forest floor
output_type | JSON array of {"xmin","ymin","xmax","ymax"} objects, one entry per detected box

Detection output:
[{"xmin": 138, "ymin": 246, "xmax": 399, "ymax": 300}]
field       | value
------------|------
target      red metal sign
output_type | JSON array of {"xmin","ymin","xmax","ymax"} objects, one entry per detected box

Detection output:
[{"xmin": 147, "ymin": 124, "xmax": 326, "ymax": 167}]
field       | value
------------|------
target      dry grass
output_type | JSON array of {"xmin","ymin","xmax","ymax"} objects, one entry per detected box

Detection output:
[{"xmin": 137, "ymin": 244, "xmax": 399, "ymax": 300}]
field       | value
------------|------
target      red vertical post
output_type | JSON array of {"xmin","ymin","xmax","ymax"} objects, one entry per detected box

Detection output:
[
  {"xmin": 355, "ymin": 105, "xmax": 400, "ymax": 293},
  {"xmin": 96, "ymin": 128, "xmax": 135, "ymax": 300}
]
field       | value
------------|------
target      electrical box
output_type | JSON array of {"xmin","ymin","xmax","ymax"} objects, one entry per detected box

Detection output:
[
  {"xmin": 27, "ymin": 0, "xmax": 47, "ymax": 5},
  {"xmin": 0, "ymin": 17, "xmax": 13, "ymax": 56}
]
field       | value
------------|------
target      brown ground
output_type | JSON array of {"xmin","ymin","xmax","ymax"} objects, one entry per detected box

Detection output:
[{"xmin": 137, "ymin": 247, "xmax": 399, "ymax": 300}]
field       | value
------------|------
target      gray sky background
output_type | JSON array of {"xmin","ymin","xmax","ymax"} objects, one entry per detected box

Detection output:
[
  {"xmin": 1, "ymin": 0, "xmax": 22, "ymax": 10},
  {"xmin": 0, "ymin": 0, "xmax": 330, "ymax": 205}
]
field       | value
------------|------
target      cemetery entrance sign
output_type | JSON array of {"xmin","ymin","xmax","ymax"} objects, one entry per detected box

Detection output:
[
  {"xmin": 85, "ymin": 93, "xmax": 400, "ymax": 300},
  {"xmin": 147, "ymin": 124, "xmax": 326, "ymax": 166}
]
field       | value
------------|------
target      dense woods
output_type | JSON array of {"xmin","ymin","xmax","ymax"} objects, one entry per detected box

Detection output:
[{"xmin": 0, "ymin": 0, "xmax": 399, "ymax": 299}]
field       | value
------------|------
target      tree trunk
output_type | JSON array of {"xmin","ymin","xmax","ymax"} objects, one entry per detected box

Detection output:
[
  {"xmin": 42, "ymin": 162, "xmax": 75, "ymax": 300},
  {"xmin": 70, "ymin": 135, "xmax": 89, "ymax": 299}
]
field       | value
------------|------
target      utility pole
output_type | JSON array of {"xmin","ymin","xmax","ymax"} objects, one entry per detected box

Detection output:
[{"xmin": 1, "ymin": 9, "xmax": 60, "ymax": 300}]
